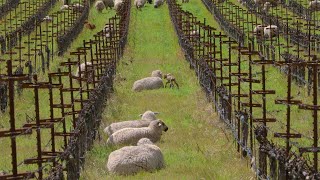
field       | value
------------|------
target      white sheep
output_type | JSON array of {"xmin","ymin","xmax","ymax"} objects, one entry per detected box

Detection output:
[
  {"xmin": 114, "ymin": 0, "xmax": 124, "ymax": 13},
  {"xmin": 154, "ymin": 0, "xmax": 164, "ymax": 8},
  {"xmin": 42, "ymin": 16, "xmax": 52, "ymax": 22},
  {"xmin": 263, "ymin": 25, "xmax": 278, "ymax": 38},
  {"xmin": 75, "ymin": 62, "xmax": 94, "ymax": 83},
  {"xmin": 132, "ymin": 70, "xmax": 164, "ymax": 92},
  {"xmin": 309, "ymin": 0, "xmax": 320, "ymax": 11},
  {"xmin": 95, "ymin": 1, "xmax": 106, "ymax": 12},
  {"xmin": 60, "ymin": 5, "xmax": 69, "ymax": 10},
  {"xmin": 106, "ymin": 138, "xmax": 165, "ymax": 175},
  {"xmin": 103, "ymin": 110, "xmax": 159, "ymax": 136},
  {"xmin": 253, "ymin": 25, "xmax": 264, "ymax": 38},
  {"xmin": 103, "ymin": 0, "xmax": 114, "ymax": 9},
  {"xmin": 106, "ymin": 119, "xmax": 168, "ymax": 146},
  {"xmin": 134, "ymin": 0, "xmax": 147, "ymax": 9}
]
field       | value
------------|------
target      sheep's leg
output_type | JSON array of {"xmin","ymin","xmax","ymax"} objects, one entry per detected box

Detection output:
[{"xmin": 174, "ymin": 80, "xmax": 179, "ymax": 89}]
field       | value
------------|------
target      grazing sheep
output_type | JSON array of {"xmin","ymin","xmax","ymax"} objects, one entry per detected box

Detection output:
[
  {"xmin": 253, "ymin": 25, "xmax": 264, "ymax": 39},
  {"xmin": 164, "ymin": 73, "xmax": 179, "ymax": 89},
  {"xmin": 134, "ymin": 0, "xmax": 147, "ymax": 9},
  {"xmin": 309, "ymin": 0, "xmax": 320, "ymax": 11},
  {"xmin": 114, "ymin": 0, "xmax": 124, "ymax": 14},
  {"xmin": 151, "ymin": 70, "xmax": 163, "ymax": 78},
  {"xmin": 95, "ymin": 1, "xmax": 105, "ymax": 12},
  {"xmin": 84, "ymin": 20, "xmax": 96, "ymax": 30},
  {"xmin": 154, "ymin": 0, "xmax": 164, "ymax": 8},
  {"xmin": 263, "ymin": 25, "xmax": 278, "ymax": 38},
  {"xmin": 106, "ymin": 138, "xmax": 165, "ymax": 175},
  {"xmin": 106, "ymin": 119, "xmax": 169, "ymax": 146},
  {"xmin": 42, "ymin": 16, "xmax": 52, "ymax": 22},
  {"xmin": 75, "ymin": 62, "xmax": 94, "ymax": 83},
  {"xmin": 103, "ymin": 0, "xmax": 114, "ymax": 9},
  {"xmin": 103, "ymin": 110, "xmax": 159, "ymax": 136},
  {"xmin": 263, "ymin": 2, "xmax": 271, "ymax": 12}
]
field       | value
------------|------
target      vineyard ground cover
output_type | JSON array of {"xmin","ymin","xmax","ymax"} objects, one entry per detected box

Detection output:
[
  {"xmin": 182, "ymin": 0, "xmax": 318, "ymax": 162},
  {"xmin": 0, "ymin": 3, "xmax": 115, "ymax": 174},
  {"xmin": 81, "ymin": 2, "xmax": 253, "ymax": 179}
]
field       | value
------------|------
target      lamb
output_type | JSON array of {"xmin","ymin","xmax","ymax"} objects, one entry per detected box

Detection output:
[
  {"xmin": 263, "ymin": 25, "xmax": 278, "ymax": 38},
  {"xmin": 103, "ymin": 110, "xmax": 159, "ymax": 136},
  {"xmin": 309, "ymin": 0, "xmax": 320, "ymax": 11},
  {"xmin": 74, "ymin": 62, "xmax": 94, "ymax": 83},
  {"xmin": 103, "ymin": 0, "xmax": 114, "ymax": 9},
  {"xmin": 95, "ymin": 0, "xmax": 106, "ymax": 12},
  {"xmin": 132, "ymin": 70, "xmax": 164, "ymax": 92},
  {"xmin": 164, "ymin": 73, "xmax": 179, "ymax": 89},
  {"xmin": 106, "ymin": 138, "xmax": 165, "ymax": 175},
  {"xmin": 84, "ymin": 20, "xmax": 96, "ymax": 30},
  {"xmin": 253, "ymin": 25, "xmax": 264, "ymax": 39},
  {"xmin": 134, "ymin": 0, "xmax": 147, "ymax": 9},
  {"xmin": 106, "ymin": 119, "xmax": 168, "ymax": 146},
  {"xmin": 114, "ymin": 0, "xmax": 124, "ymax": 14},
  {"xmin": 154, "ymin": 0, "xmax": 164, "ymax": 8}
]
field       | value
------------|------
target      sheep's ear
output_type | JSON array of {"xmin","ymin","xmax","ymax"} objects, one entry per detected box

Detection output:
[
  {"xmin": 139, "ymin": 114, "xmax": 143, "ymax": 117},
  {"xmin": 153, "ymin": 112, "xmax": 160, "ymax": 115},
  {"xmin": 158, "ymin": 122, "xmax": 162, "ymax": 127}
]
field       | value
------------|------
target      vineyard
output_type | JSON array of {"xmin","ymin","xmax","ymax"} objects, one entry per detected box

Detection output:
[{"xmin": 0, "ymin": 0, "xmax": 320, "ymax": 178}]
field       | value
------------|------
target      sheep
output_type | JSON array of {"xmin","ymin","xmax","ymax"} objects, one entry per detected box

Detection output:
[
  {"xmin": 74, "ymin": 62, "xmax": 94, "ymax": 83},
  {"xmin": 263, "ymin": 25, "xmax": 278, "ymax": 38},
  {"xmin": 134, "ymin": 0, "xmax": 147, "ymax": 9},
  {"xmin": 106, "ymin": 119, "xmax": 168, "ymax": 146},
  {"xmin": 132, "ymin": 70, "xmax": 164, "ymax": 92},
  {"xmin": 42, "ymin": 16, "xmax": 52, "ymax": 22},
  {"xmin": 103, "ymin": 24, "xmax": 114, "ymax": 38},
  {"xmin": 151, "ymin": 70, "xmax": 162, "ymax": 78},
  {"xmin": 103, "ymin": 0, "xmax": 114, "ymax": 9},
  {"xmin": 309, "ymin": 0, "xmax": 320, "ymax": 11},
  {"xmin": 95, "ymin": 0, "xmax": 105, "ymax": 12},
  {"xmin": 106, "ymin": 138, "xmax": 165, "ymax": 175},
  {"xmin": 84, "ymin": 20, "xmax": 96, "ymax": 30},
  {"xmin": 60, "ymin": 5, "xmax": 69, "ymax": 10},
  {"xmin": 253, "ymin": 25, "xmax": 264, "ymax": 39},
  {"xmin": 154, "ymin": 0, "xmax": 164, "ymax": 8},
  {"xmin": 103, "ymin": 110, "xmax": 159, "ymax": 136},
  {"xmin": 164, "ymin": 73, "xmax": 179, "ymax": 89},
  {"xmin": 114, "ymin": 0, "xmax": 124, "ymax": 14}
]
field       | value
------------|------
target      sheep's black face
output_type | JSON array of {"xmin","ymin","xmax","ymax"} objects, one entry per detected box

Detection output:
[{"xmin": 158, "ymin": 121, "xmax": 168, "ymax": 132}]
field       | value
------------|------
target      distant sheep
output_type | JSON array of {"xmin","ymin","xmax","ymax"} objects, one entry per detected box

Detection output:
[
  {"xmin": 95, "ymin": 1, "xmax": 106, "ymax": 12},
  {"xmin": 164, "ymin": 73, "xmax": 179, "ymax": 89},
  {"xmin": 135, "ymin": 0, "xmax": 147, "ymax": 9},
  {"xmin": 103, "ymin": 24, "xmax": 114, "ymax": 38},
  {"xmin": 263, "ymin": 2, "xmax": 271, "ymax": 12},
  {"xmin": 114, "ymin": 0, "xmax": 124, "ymax": 14},
  {"xmin": 103, "ymin": 110, "xmax": 159, "ymax": 136},
  {"xmin": 103, "ymin": 0, "xmax": 114, "ymax": 9},
  {"xmin": 154, "ymin": 0, "xmax": 164, "ymax": 8},
  {"xmin": 42, "ymin": 16, "xmax": 52, "ymax": 22},
  {"xmin": 106, "ymin": 138, "xmax": 165, "ymax": 175},
  {"xmin": 253, "ymin": 25, "xmax": 264, "ymax": 39},
  {"xmin": 132, "ymin": 70, "xmax": 164, "ymax": 92},
  {"xmin": 60, "ymin": 5, "xmax": 69, "ymax": 10},
  {"xmin": 263, "ymin": 25, "xmax": 278, "ymax": 38},
  {"xmin": 75, "ymin": 62, "xmax": 94, "ymax": 83},
  {"xmin": 309, "ymin": 0, "xmax": 320, "ymax": 11},
  {"xmin": 106, "ymin": 119, "xmax": 169, "ymax": 146}
]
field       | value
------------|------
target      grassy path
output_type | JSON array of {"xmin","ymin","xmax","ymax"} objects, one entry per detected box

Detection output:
[{"xmin": 82, "ymin": 2, "xmax": 253, "ymax": 179}]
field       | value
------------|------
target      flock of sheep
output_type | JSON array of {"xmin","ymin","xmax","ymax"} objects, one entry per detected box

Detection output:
[{"xmin": 104, "ymin": 111, "xmax": 168, "ymax": 175}]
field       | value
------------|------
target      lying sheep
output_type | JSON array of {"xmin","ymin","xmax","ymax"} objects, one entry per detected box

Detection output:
[
  {"xmin": 132, "ymin": 70, "xmax": 164, "ymax": 92},
  {"xmin": 95, "ymin": 0, "xmax": 106, "ymax": 12},
  {"xmin": 103, "ymin": 110, "xmax": 159, "ymax": 136},
  {"xmin": 135, "ymin": 0, "xmax": 147, "ymax": 9},
  {"xmin": 309, "ymin": 0, "xmax": 320, "ymax": 11},
  {"xmin": 106, "ymin": 138, "xmax": 165, "ymax": 175},
  {"xmin": 114, "ymin": 0, "xmax": 124, "ymax": 14},
  {"xmin": 164, "ymin": 73, "xmax": 179, "ymax": 89},
  {"xmin": 75, "ymin": 62, "xmax": 94, "ymax": 83},
  {"xmin": 263, "ymin": 25, "xmax": 278, "ymax": 38},
  {"xmin": 253, "ymin": 25, "xmax": 264, "ymax": 39},
  {"xmin": 154, "ymin": 0, "xmax": 164, "ymax": 8},
  {"xmin": 106, "ymin": 119, "xmax": 168, "ymax": 146},
  {"xmin": 103, "ymin": 0, "xmax": 114, "ymax": 9}
]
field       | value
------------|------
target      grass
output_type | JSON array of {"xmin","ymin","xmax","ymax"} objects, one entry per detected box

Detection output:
[{"xmin": 81, "ymin": 2, "xmax": 253, "ymax": 179}]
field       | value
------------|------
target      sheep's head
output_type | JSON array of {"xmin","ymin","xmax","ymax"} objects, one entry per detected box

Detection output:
[
  {"xmin": 137, "ymin": 138, "xmax": 154, "ymax": 146},
  {"xmin": 139, "ymin": 110, "xmax": 159, "ymax": 120},
  {"xmin": 151, "ymin": 70, "xmax": 163, "ymax": 78},
  {"xmin": 149, "ymin": 119, "xmax": 168, "ymax": 132}
]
